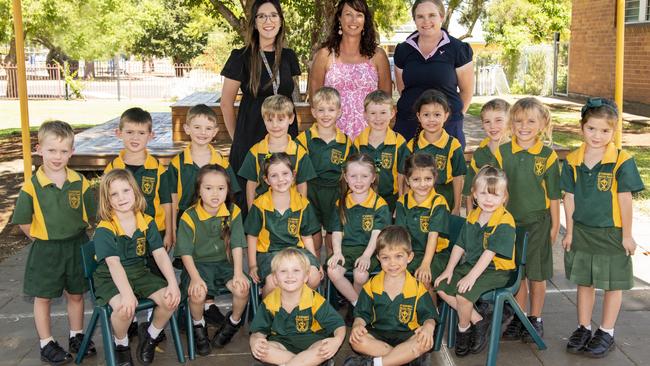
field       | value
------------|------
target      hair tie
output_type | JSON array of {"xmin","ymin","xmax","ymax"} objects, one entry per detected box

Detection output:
[{"xmin": 581, "ymin": 98, "xmax": 619, "ymax": 119}]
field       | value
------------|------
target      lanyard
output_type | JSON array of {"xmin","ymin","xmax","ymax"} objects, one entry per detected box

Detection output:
[{"xmin": 260, "ymin": 49, "xmax": 280, "ymax": 95}]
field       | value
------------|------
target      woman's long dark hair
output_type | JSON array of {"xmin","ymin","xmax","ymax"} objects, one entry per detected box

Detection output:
[
  {"xmin": 245, "ymin": 0, "xmax": 286, "ymax": 97},
  {"xmin": 321, "ymin": 0, "xmax": 378, "ymax": 58}
]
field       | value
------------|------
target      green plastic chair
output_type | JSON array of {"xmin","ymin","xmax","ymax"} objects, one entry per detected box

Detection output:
[{"xmin": 74, "ymin": 241, "xmax": 186, "ymax": 365}]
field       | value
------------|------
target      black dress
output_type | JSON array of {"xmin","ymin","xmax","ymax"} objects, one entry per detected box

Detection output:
[{"xmin": 221, "ymin": 47, "xmax": 301, "ymax": 176}]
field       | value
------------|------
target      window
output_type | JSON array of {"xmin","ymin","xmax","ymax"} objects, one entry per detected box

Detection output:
[{"xmin": 625, "ymin": 0, "xmax": 649, "ymax": 23}]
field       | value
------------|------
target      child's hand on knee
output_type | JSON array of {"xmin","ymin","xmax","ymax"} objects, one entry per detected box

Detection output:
[
  {"xmin": 414, "ymin": 322, "xmax": 434, "ymax": 350},
  {"xmin": 189, "ymin": 278, "xmax": 208, "ymax": 299},
  {"xmin": 249, "ymin": 265, "xmax": 260, "ymax": 283},
  {"xmin": 232, "ymin": 272, "xmax": 250, "ymax": 292},
  {"xmin": 434, "ymin": 270, "xmax": 452, "ymax": 287},
  {"xmin": 327, "ymin": 253, "xmax": 344, "ymax": 269},
  {"xmin": 415, "ymin": 265, "xmax": 432, "ymax": 284},
  {"xmin": 456, "ymin": 274, "xmax": 477, "ymax": 294},
  {"xmin": 349, "ymin": 324, "xmax": 367, "ymax": 344},
  {"xmin": 118, "ymin": 293, "xmax": 138, "ymax": 320},
  {"xmin": 354, "ymin": 255, "xmax": 371, "ymax": 272},
  {"xmin": 251, "ymin": 337, "xmax": 269, "ymax": 360},
  {"xmin": 164, "ymin": 285, "xmax": 181, "ymax": 309},
  {"xmin": 317, "ymin": 338, "xmax": 339, "ymax": 360}
]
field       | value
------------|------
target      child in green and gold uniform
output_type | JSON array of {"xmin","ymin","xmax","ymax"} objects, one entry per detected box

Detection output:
[
  {"xmin": 436, "ymin": 166, "xmax": 516, "ymax": 357},
  {"xmin": 561, "ymin": 98, "xmax": 645, "ymax": 358},
  {"xmin": 174, "ymin": 165, "xmax": 250, "ymax": 356}
]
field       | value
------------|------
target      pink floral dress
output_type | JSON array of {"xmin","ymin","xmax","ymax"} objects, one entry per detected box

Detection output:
[{"xmin": 324, "ymin": 54, "xmax": 378, "ymax": 139}]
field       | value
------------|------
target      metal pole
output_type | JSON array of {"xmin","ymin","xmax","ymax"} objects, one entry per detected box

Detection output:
[
  {"xmin": 11, "ymin": 0, "xmax": 32, "ymax": 181},
  {"xmin": 114, "ymin": 54, "xmax": 121, "ymax": 101},
  {"xmin": 614, "ymin": 0, "xmax": 625, "ymax": 148},
  {"xmin": 552, "ymin": 32, "xmax": 559, "ymax": 96}
]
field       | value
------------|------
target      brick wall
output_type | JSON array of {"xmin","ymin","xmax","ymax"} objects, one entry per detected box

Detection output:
[{"xmin": 569, "ymin": 0, "xmax": 650, "ymax": 104}]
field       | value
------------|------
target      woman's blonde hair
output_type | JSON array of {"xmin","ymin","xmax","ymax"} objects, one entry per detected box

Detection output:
[
  {"xmin": 509, "ymin": 97, "xmax": 553, "ymax": 146},
  {"xmin": 98, "ymin": 169, "xmax": 146, "ymax": 222}
]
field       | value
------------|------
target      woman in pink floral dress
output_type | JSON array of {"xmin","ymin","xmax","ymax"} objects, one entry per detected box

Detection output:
[{"xmin": 310, "ymin": 0, "xmax": 392, "ymax": 139}]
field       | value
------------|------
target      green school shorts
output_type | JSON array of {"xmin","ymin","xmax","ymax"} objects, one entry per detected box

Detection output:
[
  {"xmin": 367, "ymin": 326, "xmax": 413, "ymax": 347},
  {"xmin": 180, "ymin": 260, "xmax": 238, "ymax": 300},
  {"xmin": 516, "ymin": 210, "xmax": 553, "ymax": 281},
  {"xmin": 257, "ymin": 248, "xmax": 320, "ymax": 280},
  {"xmin": 565, "ymin": 222, "xmax": 633, "ymax": 290},
  {"xmin": 307, "ymin": 182, "xmax": 339, "ymax": 232},
  {"xmin": 23, "ymin": 233, "xmax": 89, "ymax": 298},
  {"xmin": 93, "ymin": 263, "xmax": 168, "ymax": 306},
  {"xmin": 408, "ymin": 249, "xmax": 450, "ymax": 285},
  {"xmin": 435, "ymin": 263, "xmax": 513, "ymax": 302},
  {"xmin": 268, "ymin": 333, "xmax": 327, "ymax": 354},
  {"xmin": 336, "ymin": 245, "xmax": 380, "ymax": 272}
]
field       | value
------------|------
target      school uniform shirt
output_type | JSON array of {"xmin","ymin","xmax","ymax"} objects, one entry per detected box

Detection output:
[
  {"xmin": 462, "ymin": 138, "xmax": 501, "ymax": 196},
  {"xmin": 94, "ymin": 212, "xmax": 163, "ymax": 267},
  {"xmin": 496, "ymin": 138, "xmax": 561, "ymax": 224},
  {"xmin": 562, "ymin": 143, "xmax": 645, "ymax": 228},
  {"xmin": 238, "ymin": 135, "xmax": 317, "ymax": 196},
  {"xmin": 12, "ymin": 167, "xmax": 96, "ymax": 240},
  {"xmin": 249, "ymin": 284, "xmax": 344, "ymax": 341},
  {"xmin": 295, "ymin": 124, "xmax": 355, "ymax": 186},
  {"xmin": 459, "ymin": 206, "xmax": 516, "ymax": 270},
  {"xmin": 354, "ymin": 270, "xmax": 437, "ymax": 332},
  {"xmin": 166, "ymin": 145, "xmax": 241, "ymax": 215},
  {"xmin": 394, "ymin": 190, "xmax": 450, "ymax": 254},
  {"xmin": 329, "ymin": 189, "xmax": 392, "ymax": 247},
  {"xmin": 174, "ymin": 201, "xmax": 246, "ymax": 262},
  {"xmin": 104, "ymin": 150, "xmax": 169, "ymax": 231},
  {"xmin": 244, "ymin": 188, "xmax": 320, "ymax": 252},
  {"xmin": 401, "ymin": 130, "xmax": 467, "ymax": 186},
  {"xmin": 353, "ymin": 127, "xmax": 408, "ymax": 200}
]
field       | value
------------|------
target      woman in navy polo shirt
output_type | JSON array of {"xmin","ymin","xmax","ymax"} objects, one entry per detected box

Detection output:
[{"xmin": 393, "ymin": 0, "xmax": 474, "ymax": 148}]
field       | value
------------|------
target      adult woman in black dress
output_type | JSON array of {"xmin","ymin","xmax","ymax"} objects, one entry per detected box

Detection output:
[
  {"xmin": 220, "ymin": 0, "xmax": 301, "ymax": 206},
  {"xmin": 394, "ymin": 0, "xmax": 474, "ymax": 148}
]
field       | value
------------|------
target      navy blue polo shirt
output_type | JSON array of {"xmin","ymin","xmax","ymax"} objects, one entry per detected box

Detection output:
[{"xmin": 394, "ymin": 29, "xmax": 473, "ymax": 140}]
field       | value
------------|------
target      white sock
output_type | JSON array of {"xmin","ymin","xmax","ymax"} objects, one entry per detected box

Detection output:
[
  {"xmin": 145, "ymin": 308, "xmax": 153, "ymax": 321},
  {"xmin": 600, "ymin": 327, "xmax": 614, "ymax": 337},
  {"xmin": 230, "ymin": 315, "xmax": 241, "ymax": 325},
  {"xmin": 40, "ymin": 337, "xmax": 54, "ymax": 348},
  {"xmin": 373, "ymin": 357, "xmax": 383, "ymax": 366},
  {"xmin": 581, "ymin": 324, "xmax": 592, "ymax": 331},
  {"xmin": 458, "ymin": 324, "xmax": 471, "ymax": 332},
  {"xmin": 70, "ymin": 330, "xmax": 82, "ymax": 338},
  {"xmin": 536, "ymin": 317, "xmax": 542, "ymax": 323},
  {"xmin": 193, "ymin": 318, "xmax": 206, "ymax": 327},
  {"xmin": 147, "ymin": 323, "xmax": 163, "ymax": 339},
  {"xmin": 114, "ymin": 336, "xmax": 128, "ymax": 347}
]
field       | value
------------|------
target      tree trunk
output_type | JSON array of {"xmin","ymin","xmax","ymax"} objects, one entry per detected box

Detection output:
[
  {"xmin": 84, "ymin": 60, "xmax": 95, "ymax": 79},
  {"xmin": 4, "ymin": 37, "xmax": 18, "ymax": 98}
]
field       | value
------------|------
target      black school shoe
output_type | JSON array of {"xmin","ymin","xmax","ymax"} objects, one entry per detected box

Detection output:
[
  {"xmin": 455, "ymin": 327, "xmax": 473, "ymax": 357},
  {"xmin": 566, "ymin": 326, "xmax": 592, "ymax": 354},
  {"xmin": 502, "ymin": 316, "xmax": 523, "ymax": 341},
  {"xmin": 137, "ymin": 323, "xmax": 161, "ymax": 365},
  {"xmin": 204, "ymin": 304, "xmax": 226, "ymax": 328},
  {"xmin": 115, "ymin": 344, "xmax": 134, "ymax": 366},
  {"xmin": 521, "ymin": 316, "xmax": 544, "ymax": 343},
  {"xmin": 128, "ymin": 321, "xmax": 139, "ymax": 339},
  {"xmin": 193, "ymin": 324, "xmax": 211, "ymax": 356},
  {"xmin": 342, "ymin": 355, "xmax": 373, "ymax": 366},
  {"xmin": 583, "ymin": 329, "xmax": 615, "ymax": 358},
  {"xmin": 470, "ymin": 317, "xmax": 491, "ymax": 354},
  {"xmin": 40, "ymin": 341, "xmax": 73, "ymax": 366},
  {"xmin": 68, "ymin": 333, "xmax": 96, "ymax": 357},
  {"xmin": 212, "ymin": 311, "xmax": 242, "ymax": 348}
]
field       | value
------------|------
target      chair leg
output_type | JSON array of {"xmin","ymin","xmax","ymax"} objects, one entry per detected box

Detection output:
[
  {"xmin": 99, "ymin": 307, "xmax": 117, "ymax": 366},
  {"xmin": 447, "ymin": 306, "xmax": 458, "ymax": 348},
  {"xmin": 185, "ymin": 302, "xmax": 195, "ymax": 360},
  {"xmin": 75, "ymin": 309, "xmax": 100, "ymax": 364},
  {"xmin": 250, "ymin": 283, "xmax": 260, "ymax": 317},
  {"xmin": 434, "ymin": 302, "xmax": 449, "ymax": 352},
  {"xmin": 486, "ymin": 295, "xmax": 506, "ymax": 366},
  {"xmin": 507, "ymin": 295, "xmax": 547, "ymax": 350},
  {"xmin": 168, "ymin": 311, "xmax": 186, "ymax": 363}
]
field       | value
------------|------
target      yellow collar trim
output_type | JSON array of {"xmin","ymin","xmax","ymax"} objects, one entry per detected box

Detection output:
[
  {"xmin": 182, "ymin": 144, "xmax": 223, "ymax": 165},
  {"xmin": 257, "ymin": 187, "xmax": 305, "ymax": 212},
  {"xmin": 109, "ymin": 211, "xmax": 149, "ymax": 236},
  {"xmin": 258, "ymin": 135, "xmax": 298, "ymax": 155},
  {"xmin": 345, "ymin": 189, "xmax": 378, "ymax": 209},
  {"xmin": 478, "ymin": 137, "xmax": 491, "ymax": 148},
  {"xmin": 264, "ymin": 284, "xmax": 314, "ymax": 313},
  {"xmin": 309, "ymin": 124, "xmax": 347, "ymax": 144},
  {"xmin": 370, "ymin": 270, "xmax": 419, "ymax": 299},
  {"xmin": 467, "ymin": 205, "xmax": 507, "ymax": 227},
  {"xmin": 405, "ymin": 189, "xmax": 438, "ymax": 209},
  {"xmin": 195, "ymin": 200, "xmax": 230, "ymax": 221},
  {"xmin": 571, "ymin": 142, "xmax": 618, "ymax": 165},
  {"xmin": 418, "ymin": 129, "xmax": 449, "ymax": 149},
  {"xmin": 114, "ymin": 149, "xmax": 158, "ymax": 169},
  {"xmin": 36, "ymin": 167, "xmax": 80, "ymax": 187},
  {"xmin": 356, "ymin": 127, "xmax": 398, "ymax": 146},
  {"xmin": 511, "ymin": 138, "xmax": 543, "ymax": 154}
]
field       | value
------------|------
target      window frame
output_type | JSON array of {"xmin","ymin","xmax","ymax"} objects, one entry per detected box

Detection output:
[{"xmin": 625, "ymin": 0, "xmax": 650, "ymax": 24}]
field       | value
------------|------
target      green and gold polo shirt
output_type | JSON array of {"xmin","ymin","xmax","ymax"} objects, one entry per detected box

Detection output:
[
  {"xmin": 401, "ymin": 130, "xmax": 467, "ymax": 186},
  {"xmin": 496, "ymin": 138, "xmax": 561, "ymax": 224},
  {"xmin": 458, "ymin": 206, "xmax": 516, "ymax": 270},
  {"xmin": 463, "ymin": 138, "xmax": 502, "ymax": 196},
  {"xmin": 94, "ymin": 212, "xmax": 163, "ymax": 267},
  {"xmin": 174, "ymin": 201, "xmax": 246, "ymax": 262},
  {"xmin": 238, "ymin": 135, "xmax": 316, "ymax": 195},
  {"xmin": 329, "ymin": 190, "xmax": 392, "ymax": 247},
  {"xmin": 104, "ymin": 150, "xmax": 169, "ymax": 231},
  {"xmin": 296, "ymin": 124, "xmax": 355, "ymax": 186},
  {"xmin": 354, "ymin": 270, "xmax": 438, "ymax": 332},
  {"xmin": 562, "ymin": 143, "xmax": 644, "ymax": 228},
  {"xmin": 166, "ymin": 144, "xmax": 241, "ymax": 215},
  {"xmin": 394, "ymin": 190, "xmax": 450, "ymax": 254},
  {"xmin": 244, "ymin": 188, "xmax": 320, "ymax": 252},
  {"xmin": 249, "ymin": 284, "xmax": 345, "ymax": 340},
  {"xmin": 353, "ymin": 127, "xmax": 408, "ymax": 199},
  {"xmin": 12, "ymin": 167, "xmax": 95, "ymax": 240}
]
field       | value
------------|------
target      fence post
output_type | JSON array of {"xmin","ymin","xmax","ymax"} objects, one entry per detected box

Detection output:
[{"xmin": 114, "ymin": 55, "xmax": 121, "ymax": 101}]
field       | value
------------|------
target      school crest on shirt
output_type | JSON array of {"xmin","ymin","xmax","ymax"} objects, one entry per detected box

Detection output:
[
  {"xmin": 534, "ymin": 157, "xmax": 547, "ymax": 176},
  {"xmin": 399, "ymin": 304, "xmax": 413, "ymax": 324},
  {"xmin": 68, "ymin": 190, "xmax": 81, "ymax": 209},
  {"xmin": 419, "ymin": 216, "xmax": 430, "ymax": 232},
  {"xmin": 435, "ymin": 155, "xmax": 447, "ymax": 170},
  {"xmin": 361, "ymin": 215, "xmax": 374, "ymax": 231},
  {"xmin": 136, "ymin": 237, "xmax": 146, "ymax": 256},
  {"xmin": 295, "ymin": 315, "xmax": 310, "ymax": 333},
  {"xmin": 141, "ymin": 176, "xmax": 155, "ymax": 195},
  {"xmin": 287, "ymin": 218, "xmax": 300, "ymax": 237},
  {"xmin": 380, "ymin": 152, "xmax": 393, "ymax": 169},
  {"xmin": 597, "ymin": 172, "xmax": 613, "ymax": 191},
  {"xmin": 330, "ymin": 149, "xmax": 344, "ymax": 165}
]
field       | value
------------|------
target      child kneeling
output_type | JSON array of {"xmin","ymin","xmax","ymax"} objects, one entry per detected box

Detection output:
[
  {"xmin": 249, "ymin": 248, "xmax": 345, "ymax": 366},
  {"xmin": 93, "ymin": 169, "xmax": 180, "ymax": 365},
  {"xmin": 345, "ymin": 226, "xmax": 438, "ymax": 366}
]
